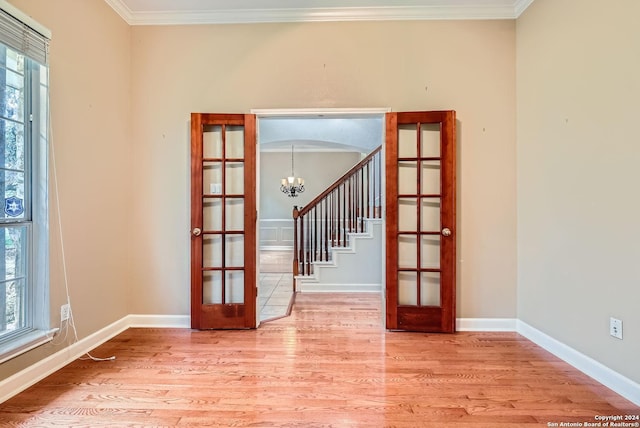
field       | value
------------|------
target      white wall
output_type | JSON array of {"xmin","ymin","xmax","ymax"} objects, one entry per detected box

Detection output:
[
  {"xmin": 260, "ymin": 150, "xmax": 362, "ymax": 219},
  {"xmin": 517, "ymin": 0, "xmax": 640, "ymax": 383}
]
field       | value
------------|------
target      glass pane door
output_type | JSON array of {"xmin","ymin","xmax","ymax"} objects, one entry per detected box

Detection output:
[
  {"xmin": 385, "ymin": 111, "xmax": 456, "ymax": 333},
  {"xmin": 191, "ymin": 114, "xmax": 256, "ymax": 329}
]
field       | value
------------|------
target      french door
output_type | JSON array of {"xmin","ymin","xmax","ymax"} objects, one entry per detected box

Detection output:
[
  {"xmin": 190, "ymin": 110, "xmax": 455, "ymax": 332},
  {"xmin": 385, "ymin": 111, "xmax": 457, "ymax": 332},
  {"xmin": 190, "ymin": 113, "xmax": 257, "ymax": 329}
]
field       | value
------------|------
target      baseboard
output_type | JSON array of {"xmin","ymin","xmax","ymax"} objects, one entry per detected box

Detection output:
[
  {"xmin": 126, "ymin": 314, "xmax": 191, "ymax": 328},
  {"xmin": 0, "ymin": 314, "xmax": 191, "ymax": 404},
  {"xmin": 297, "ymin": 283, "xmax": 382, "ymax": 293},
  {"xmin": 0, "ymin": 316, "xmax": 129, "ymax": 404},
  {"xmin": 517, "ymin": 320, "xmax": 640, "ymax": 406},
  {"xmin": 456, "ymin": 318, "xmax": 517, "ymax": 331},
  {"xmin": 259, "ymin": 246, "xmax": 294, "ymax": 251}
]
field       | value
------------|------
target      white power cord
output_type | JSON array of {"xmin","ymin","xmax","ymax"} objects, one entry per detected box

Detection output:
[{"xmin": 49, "ymin": 106, "xmax": 115, "ymax": 363}]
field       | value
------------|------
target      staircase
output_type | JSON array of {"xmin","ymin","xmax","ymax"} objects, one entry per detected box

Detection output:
[
  {"xmin": 295, "ymin": 218, "xmax": 382, "ymax": 292},
  {"xmin": 293, "ymin": 146, "xmax": 383, "ymax": 293}
]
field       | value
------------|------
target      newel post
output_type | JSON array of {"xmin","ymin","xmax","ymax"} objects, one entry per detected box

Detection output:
[{"xmin": 292, "ymin": 206, "xmax": 300, "ymax": 276}]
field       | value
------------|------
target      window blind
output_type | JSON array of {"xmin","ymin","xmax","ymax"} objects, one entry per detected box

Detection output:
[{"xmin": 0, "ymin": 5, "xmax": 49, "ymax": 65}]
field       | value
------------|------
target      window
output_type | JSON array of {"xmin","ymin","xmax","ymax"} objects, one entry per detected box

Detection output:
[{"xmin": 0, "ymin": 4, "xmax": 50, "ymax": 362}]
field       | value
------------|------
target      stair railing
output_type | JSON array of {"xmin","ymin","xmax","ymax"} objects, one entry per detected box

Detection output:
[{"xmin": 293, "ymin": 146, "xmax": 382, "ymax": 276}]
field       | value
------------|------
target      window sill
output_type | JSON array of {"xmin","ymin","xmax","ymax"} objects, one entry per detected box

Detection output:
[{"xmin": 0, "ymin": 329, "xmax": 59, "ymax": 364}]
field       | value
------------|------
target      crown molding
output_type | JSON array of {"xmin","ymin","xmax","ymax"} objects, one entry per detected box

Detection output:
[
  {"xmin": 514, "ymin": 0, "xmax": 535, "ymax": 17},
  {"xmin": 104, "ymin": 1, "xmax": 536, "ymax": 26},
  {"xmin": 103, "ymin": 0, "xmax": 135, "ymax": 24}
]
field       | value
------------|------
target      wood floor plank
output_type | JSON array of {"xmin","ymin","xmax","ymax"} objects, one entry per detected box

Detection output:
[{"xmin": 0, "ymin": 293, "xmax": 637, "ymax": 427}]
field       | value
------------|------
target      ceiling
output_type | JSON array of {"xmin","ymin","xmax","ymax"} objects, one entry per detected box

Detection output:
[
  {"xmin": 105, "ymin": 0, "xmax": 535, "ymax": 25},
  {"xmin": 259, "ymin": 115, "xmax": 384, "ymax": 153}
]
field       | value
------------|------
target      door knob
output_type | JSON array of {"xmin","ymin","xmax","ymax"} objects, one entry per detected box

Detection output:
[
  {"xmin": 192, "ymin": 227, "xmax": 202, "ymax": 236},
  {"xmin": 441, "ymin": 228, "xmax": 452, "ymax": 237}
]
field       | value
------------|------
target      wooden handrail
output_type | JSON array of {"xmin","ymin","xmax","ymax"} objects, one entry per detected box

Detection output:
[
  {"xmin": 293, "ymin": 145, "xmax": 383, "ymax": 277},
  {"xmin": 297, "ymin": 146, "xmax": 382, "ymax": 217}
]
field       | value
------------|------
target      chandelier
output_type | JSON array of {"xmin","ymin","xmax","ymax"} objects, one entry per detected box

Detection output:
[{"xmin": 280, "ymin": 145, "xmax": 305, "ymax": 197}]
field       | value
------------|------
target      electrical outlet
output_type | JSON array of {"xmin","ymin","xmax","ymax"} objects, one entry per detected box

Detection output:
[
  {"xmin": 609, "ymin": 317, "xmax": 623, "ymax": 340},
  {"xmin": 60, "ymin": 304, "xmax": 71, "ymax": 322}
]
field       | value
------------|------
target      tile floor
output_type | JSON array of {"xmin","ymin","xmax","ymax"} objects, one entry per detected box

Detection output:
[
  {"xmin": 259, "ymin": 272, "xmax": 294, "ymax": 322},
  {"xmin": 259, "ymin": 250, "xmax": 294, "ymax": 322}
]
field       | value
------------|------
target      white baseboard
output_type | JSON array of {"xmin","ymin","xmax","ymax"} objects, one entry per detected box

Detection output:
[
  {"xmin": 456, "ymin": 318, "xmax": 517, "ymax": 331},
  {"xmin": 259, "ymin": 246, "xmax": 294, "ymax": 251},
  {"xmin": 297, "ymin": 283, "xmax": 382, "ymax": 293},
  {"xmin": 517, "ymin": 320, "xmax": 640, "ymax": 407},
  {"xmin": 0, "ymin": 314, "xmax": 191, "ymax": 404},
  {"xmin": 126, "ymin": 314, "xmax": 191, "ymax": 328},
  {"xmin": 0, "ymin": 316, "xmax": 129, "ymax": 404}
]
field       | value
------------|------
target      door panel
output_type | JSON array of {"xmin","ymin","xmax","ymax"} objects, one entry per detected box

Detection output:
[
  {"xmin": 385, "ymin": 111, "xmax": 456, "ymax": 333},
  {"xmin": 191, "ymin": 113, "xmax": 256, "ymax": 329}
]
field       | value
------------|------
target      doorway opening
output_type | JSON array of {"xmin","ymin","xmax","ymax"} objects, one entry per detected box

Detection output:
[{"xmin": 254, "ymin": 108, "xmax": 388, "ymax": 324}]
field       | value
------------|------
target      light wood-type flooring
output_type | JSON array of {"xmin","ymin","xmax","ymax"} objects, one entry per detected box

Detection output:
[{"xmin": 1, "ymin": 293, "xmax": 638, "ymax": 427}]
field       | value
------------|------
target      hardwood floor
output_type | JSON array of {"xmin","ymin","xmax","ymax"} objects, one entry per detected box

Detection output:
[{"xmin": 1, "ymin": 293, "xmax": 638, "ymax": 427}]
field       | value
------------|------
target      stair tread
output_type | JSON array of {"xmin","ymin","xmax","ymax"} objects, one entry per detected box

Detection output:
[{"xmin": 294, "ymin": 219, "xmax": 382, "ymax": 287}]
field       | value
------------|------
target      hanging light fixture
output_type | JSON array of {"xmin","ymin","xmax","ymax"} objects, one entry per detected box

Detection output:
[{"xmin": 280, "ymin": 145, "xmax": 305, "ymax": 197}]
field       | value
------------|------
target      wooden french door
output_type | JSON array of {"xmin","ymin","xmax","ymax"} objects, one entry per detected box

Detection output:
[
  {"xmin": 385, "ymin": 111, "xmax": 456, "ymax": 332},
  {"xmin": 190, "ymin": 113, "xmax": 257, "ymax": 329}
]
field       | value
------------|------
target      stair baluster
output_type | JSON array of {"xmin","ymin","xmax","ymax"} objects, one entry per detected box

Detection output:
[{"xmin": 293, "ymin": 146, "xmax": 382, "ymax": 277}]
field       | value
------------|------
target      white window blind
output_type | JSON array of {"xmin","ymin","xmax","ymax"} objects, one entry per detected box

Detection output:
[{"xmin": 0, "ymin": 2, "xmax": 49, "ymax": 65}]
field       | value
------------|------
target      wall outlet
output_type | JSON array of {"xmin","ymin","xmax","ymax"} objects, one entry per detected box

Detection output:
[
  {"xmin": 60, "ymin": 303, "xmax": 71, "ymax": 322},
  {"xmin": 609, "ymin": 317, "xmax": 623, "ymax": 340}
]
